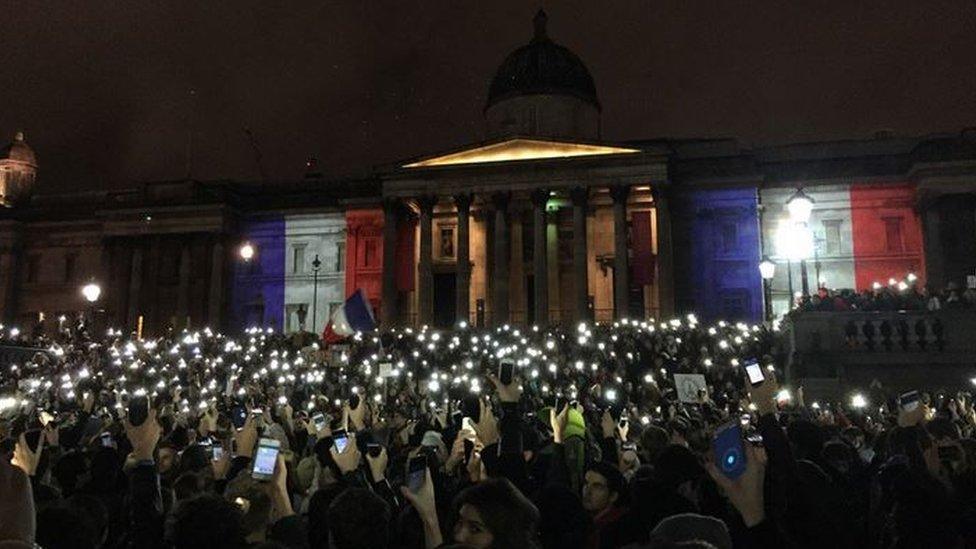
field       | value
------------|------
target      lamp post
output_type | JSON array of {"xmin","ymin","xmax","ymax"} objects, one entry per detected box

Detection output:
[
  {"xmin": 311, "ymin": 254, "xmax": 321, "ymax": 333},
  {"xmin": 759, "ymin": 257, "xmax": 776, "ymax": 322},
  {"xmin": 81, "ymin": 281, "xmax": 101, "ymax": 329},
  {"xmin": 786, "ymin": 188, "xmax": 815, "ymax": 297}
]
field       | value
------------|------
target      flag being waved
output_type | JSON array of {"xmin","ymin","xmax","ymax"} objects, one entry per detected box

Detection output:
[{"xmin": 322, "ymin": 289, "xmax": 376, "ymax": 343}]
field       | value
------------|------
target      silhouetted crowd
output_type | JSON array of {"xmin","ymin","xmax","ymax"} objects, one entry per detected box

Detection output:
[
  {"xmin": 794, "ymin": 282, "xmax": 976, "ymax": 313},
  {"xmin": 1, "ymin": 315, "xmax": 975, "ymax": 549}
]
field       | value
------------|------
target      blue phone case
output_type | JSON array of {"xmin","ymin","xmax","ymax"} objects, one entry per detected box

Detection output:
[{"xmin": 713, "ymin": 423, "xmax": 747, "ymax": 479}]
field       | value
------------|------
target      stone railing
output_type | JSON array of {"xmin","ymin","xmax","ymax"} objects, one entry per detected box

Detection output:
[{"xmin": 786, "ymin": 310, "xmax": 976, "ymax": 390}]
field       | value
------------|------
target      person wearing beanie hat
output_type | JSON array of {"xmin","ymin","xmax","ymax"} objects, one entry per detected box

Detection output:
[{"xmin": 650, "ymin": 512, "xmax": 733, "ymax": 549}]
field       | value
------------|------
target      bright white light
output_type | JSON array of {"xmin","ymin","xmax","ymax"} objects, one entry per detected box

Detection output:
[
  {"xmin": 776, "ymin": 389, "xmax": 791, "ymax": 402},
  {"xmin": 907, "ymin": 273, "xmax": 917, "ymax": 282},
  {"xmin": 759, "ymin": 258, "xmax": 776, "ymax": 280},
  {"xmin": 786, "ymin": 188, "xmax": 814, "ymax": 223},
  {"xmin": 776, "ymin": 220, "xmax": 814, "ymax": 261},
  {"xmin": 605, "ymin": 388, "xmax": 617, "ymax": 401},
  {"xmin": 82, "ymin": 282, "xmax": 102, "ymax": 303},
  {"xmin": 239, "ymin": 243, "xmax": 255, "ymax": 261},
  {"xmin": 851, "ymin": 394, "xmax": 867, "ymax": 408}
]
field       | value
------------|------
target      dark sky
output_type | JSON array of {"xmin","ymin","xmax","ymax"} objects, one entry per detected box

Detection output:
[{"xmin": 3, "ymin": 1, "xmax": 976, "ymax": 193}]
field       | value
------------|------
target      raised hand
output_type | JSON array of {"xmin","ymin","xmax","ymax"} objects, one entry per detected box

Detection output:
[
  {"xmin": 474, "ymin": 399, "xmax": 499, "ymax": 446},
  {"xmin": 234, "ymin": 414, "xmax": 259, "ymax": 458},
  {"xmin": 551, "ymin": 404, "xmax": 569, "ymax": 444},
  {"xmin": 329, "ymin": 432, "xmax": 361, "ymax": 474},
  {"xmin": 366, "ymin": 446, "xmax": 389, "ymax": 482},
  {"xmin": 11, "ymin": 432, "xmax": 44, "ymax": 477},
  {"xmin": 706, "ymin": 443, "xmax": 768, "ymax": 527},
  {"xmin": 125, "ymin": 407, "xmax": 161, "ymax": 462}
]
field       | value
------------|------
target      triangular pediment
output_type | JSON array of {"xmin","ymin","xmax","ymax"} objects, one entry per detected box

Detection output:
[{"xmin": 402, "ymin": 137, "xmax": 639, "ymax": 168}]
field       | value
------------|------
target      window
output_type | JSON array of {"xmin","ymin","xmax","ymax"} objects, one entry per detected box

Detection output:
[
  {"xmin": 285, "ymin": 303, "xmax": 308, "ymax": 332},
  {"xmin": 292, "ymin": 244, "xmax": 306, "ymax": 274},
  {"xmin": 64, "ymin": 253, "xmax": 78, "ymax": 283},
  {"xmin": 720, "ymin": 223, "xmax": 738, "ymax": 253},
  {"xmin": 883, "ymin": 217, "xmax": 904, "ymax": 253},
  {"xmin": 25, "ymin": 254, "xmax": 40, "ymax": 283},
  {"xmin": 823, "ymin": 220, "xmax": 842, "ymax": 255},
  {"xmin": 441, "ymin": 227, "xmax": 455, "ymax": 258},
  {"xmin": 335, "ymin": 241, "xmax": 346, "ymax": 272}
]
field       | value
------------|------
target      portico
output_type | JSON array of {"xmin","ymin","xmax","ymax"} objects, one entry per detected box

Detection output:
[{"xmin": 379, "ymin": 136, "xmax": 673, "ymax": 328}]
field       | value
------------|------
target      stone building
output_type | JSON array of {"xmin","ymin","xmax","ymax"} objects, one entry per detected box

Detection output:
[{"xmin": 3, "ymin": 10, "xmax": 976, "ymax": 335}]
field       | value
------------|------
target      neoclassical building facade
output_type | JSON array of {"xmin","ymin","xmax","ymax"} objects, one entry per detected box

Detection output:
[{"xmin": 3, "ymin": 10, "xmax": 976, "ymax": 334}]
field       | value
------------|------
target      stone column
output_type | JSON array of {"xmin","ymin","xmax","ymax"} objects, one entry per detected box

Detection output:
[
  {"xmin": 611, "ymin": 185, "xmax": 631, "ymax": 319},
  {"xmin": 127, "ymin": 240, "xmax": 143, "ymax": 329},
  {"xmin": 381, "ymin": 198, "xmax": 400, "ymax": 328},
  {"xmin": 571, "ymin": 187, "xmax": 590, "ymax": 322},
  {"xmin": 176, "ymin": 241, "xmax": 192, "ymax": 328},
  {"xmin": 492, "ymin": 192, "xmax": 511, "ymax": 324},
  {"xmin": 922, "ymin": 199, "xmax": 944, "ymax": 289},
  {"xmin": 417, "ymin": 195, "xmax": 436, "ymax": 326},
  {"xmin": 454, "ymin": 194, "xmax": 472, "ymax": 325},
  {"xmin": 208, "ymin": 237, "xmax": 225, "ymax": 329},
  {"xmin": 530, "ymin": 189, "xmax": 549, "ymax": 326},
  {"xmin": 148, "ymin": 236, "xmax": 162, "ymax": 331},
  {"xmin": 653, "ymin": 187, "xmax": 675, "ymax": 317}
]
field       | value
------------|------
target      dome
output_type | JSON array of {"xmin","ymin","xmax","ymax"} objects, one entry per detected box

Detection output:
[
  {"xmin": 1, "ymin": 132, "xmax": 37, "ymax": 167},
  {"xmin": 486, "ymin": 10, "xmax": 599, "ymax": 111}
]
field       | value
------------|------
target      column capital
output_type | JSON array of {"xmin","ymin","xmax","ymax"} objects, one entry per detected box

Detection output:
[
  {"xmin": 490, "ymin": 191, "xmax": 511, "ymax": 211},
  {"xmin": 530, "ymin": 188, "xmax": 550, "ymax": 207},
  {"xmin": 453, "ymin": 193, "xmax": 473, "ymax": 211},
  {"xmin": 417, "ymin": 195, "xmax": 437, "ymax": 213},
  {"xmin": 650, "ymin": 186, "xmax": 671, "ymax": 203},
  {"xmin": 570, "ymin": 186, "xmax": 589, "ymax": 207},
  {"xmin": 609, "ymin": 184, "xmax": 631, "ymax": 203}
]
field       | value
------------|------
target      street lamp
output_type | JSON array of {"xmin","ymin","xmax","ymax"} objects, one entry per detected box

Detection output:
[
  {"xmin": 81, "ymin": 281, "xmax": 101, "ymax": 329},
  {"xmin": 786, "ymin": 188, "xmax": 814, "ymax": 223},
  {"xmin": 786, "ymin": 189, "xmax": 815, "ymax": 297},
  {"xmin": 759, "ymin": 257, "xmax": 776, "ymax": 322},
  {"xmin": 311, "ymin": 254, "xmax": 322, "ymax": 333},
  {"xmin": 239, "ymin": 242, "xmax": 255, "ymax": 262}
]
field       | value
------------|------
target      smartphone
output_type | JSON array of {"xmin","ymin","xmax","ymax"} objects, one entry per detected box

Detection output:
[
  {"xmin": 744, "ymin": 359, "xmax": 765, "ymax": 387},
  {"xmin": 312, "ymin": 412, "xmax": 327, "ymax": 432},
  {"xmin": 128, "ymin": 395, "xmax": 149, "ymax": 427},
  {"xmin": 618, "ymin": 417, "xmax": 628, "ymax": 430},
  {"xmin": 332, "ymin": 429, "xmax": 349, "ymax": 454},
  {"xmin": 461, "ymin": 396, "xmax": 481, "ymax": 424},
  {"xmin": 552, "ymin": 396, "xmax": 565, "ymax": 413},
  {"xmin": 713, "ymin": 422, "xmax": 747, "ymax": 480},
  {"xmin": 463, "ymin": 439, "xmax": 474, "ymax": 464},
  {"xmin": 499, "ymin": 359, "xmax": 515, "ymax": 385},
  {"xmin": 899, "ymin": 391, "xmax": 920, "ymax": 413},
  {"xmin": 39, "ymin": 410, "xmax": 56, "ymax": 427},
  {"xmin": 212, "ymin": 443, "xmax": 224, "ymax": 461},
  {"xmin": 367, "ymin": 443, "xmax": 382, "ymax": 458},
  {"xmin": 406, "ymin": 455, "xmax": 426, "ymax": 492},
  {"xmin": 231, "ymin": 405, "xmax": 248, "ymax": 429},
  {"xmin": 251, "ymin": 438, "xmax": 281, "ymax": 481},
  {"xmin": 100, "ymin": 432, "xmax": 113, "ymax": 448},
  {"xmin": 349, "ymin": 394, "xmax": 361, "ymax": 410}
]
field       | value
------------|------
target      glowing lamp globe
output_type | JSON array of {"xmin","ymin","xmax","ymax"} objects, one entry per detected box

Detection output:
[
  {"xmin": 759, "ymin": 257, "xmax": 776, "ymax": 280},
  {"xmin": 786, "ymin": 188, "xmax": 814, "ymax": 223},
  {"xmin": 239, "ymin": 243, "xmax": 255, "ymax": 261},
  {"xmin": 82, "ymin": 283, "xmax": 101, "ymax": 303}
]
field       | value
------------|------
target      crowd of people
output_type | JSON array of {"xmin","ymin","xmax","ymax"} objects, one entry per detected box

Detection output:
[
  {"xmin": 1, "ymin": 314, "xmax": 975, "ymax": 549},
  {"xmin": 793, "ymin": 277, "xmax": 976, "ymax": 314}
]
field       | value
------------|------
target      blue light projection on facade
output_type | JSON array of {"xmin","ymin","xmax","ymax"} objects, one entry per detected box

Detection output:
[
  {"xmin": 230, "ymin": 216, "xmax": 286, "ymax": 332},
  {"xmin": 673, "ymin": 188, "xmax": 763, "ymax": 323}
]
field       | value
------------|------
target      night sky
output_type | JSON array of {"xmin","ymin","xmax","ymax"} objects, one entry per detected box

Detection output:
[{"xmin": 3, "ymin": 1, "xmax": 975, "ymax": 193}]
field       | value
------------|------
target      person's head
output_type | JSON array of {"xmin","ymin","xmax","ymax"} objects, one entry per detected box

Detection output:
[
  {"xmin": 327, "ymin": 487, "xmax": 391, "ymax": 549},
  {"xmin": 650, "ymin": 512, "xmax": 731, "ymax": 549},
  {"xmin": 36, "ymin": 503, "xmax": 98, "ymax": 549},
  {"xmin": 222, "ymin": 476, "xmax": 273, "ymax": 541},
  {"xmin": 167, "ymin": 494, "xmax": 246, "ymax": 549},
  {"xmin": 536, "ymin": 483, "xmax": 590, "ymax": 549},
  {"xmin": 453, "ymin": 477, "xmax": 540, "ymax": 549},
  {"xmin": 582, "ymin": 461, "xmax": 627, "ymax": 515},
  {"xmin": 639, "ymin": 424, "xmax": 671, "ymax": 464}
]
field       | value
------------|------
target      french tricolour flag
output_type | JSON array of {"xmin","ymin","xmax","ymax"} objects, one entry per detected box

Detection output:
[{"xmin": 322, "ymin": 289, "xmax": 376, "ymax": 343}]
